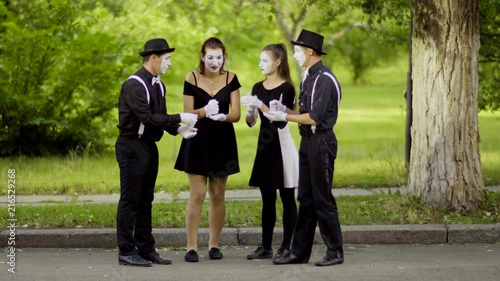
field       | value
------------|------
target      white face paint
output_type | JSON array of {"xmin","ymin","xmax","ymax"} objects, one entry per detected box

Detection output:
[
  {"xmin": 203, "ymin": 48, "xmax": 224, "ymax": 73},
  {"xmin": 159, "ymin": 53, "xmax": 171, "ymax": 75},
  {"xmin": 259, "ymin": 51, "xmax": 274, "ymax": 75},
  {"xmin": 293, "ymin": 46, "xmax": 306, "ymax": 67}
]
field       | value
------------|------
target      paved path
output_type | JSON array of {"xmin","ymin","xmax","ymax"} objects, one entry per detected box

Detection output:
[
  {"xmin": 2, "ymin": 244, "xmax": 500, "ymax": 281},
  {"xmin": 3, "ymin": 186, "xmax": 500, "ymax": 205}
]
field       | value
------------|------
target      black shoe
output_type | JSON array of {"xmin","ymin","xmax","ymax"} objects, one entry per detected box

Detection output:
[
  {"xmin": 273, "ymin": 247, "xmax": 290, "ymax": 261},
  {"xmin": 118, "ymin": 254, "xmax": 152, "ymax": 267},
  {"xmin": 272, "ymin": 252, "xmax": 309, "ymax": 265},
  {"xmin": 314, "ymin": 254, "xmax": 344, "ymax": 266},
  {"xmin": 140, "ymin": 252, "xmax": 172, "ymax": 265},
  {"xmin": 208, "ymin": 247, "xmax": 223, "ymax": 260},
  {"xmin": 184, "ymin": 249, "xmax": 199, "ymax": 262},
  {"xmin": 246, "ymin": 245, "xmax": 273, "ymax": 260}
]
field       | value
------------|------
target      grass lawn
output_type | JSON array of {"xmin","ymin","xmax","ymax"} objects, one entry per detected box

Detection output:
[
  {"xmin": 1, "ymin": 191, "xmax": 498, "ymax": 229},
  {"xmin": 1, "ymin": 84, "xmax": 499, "ymax": 195},
  {"xmin": 1, "ymin": 63, "xmax": 499, "ymax": 196}
]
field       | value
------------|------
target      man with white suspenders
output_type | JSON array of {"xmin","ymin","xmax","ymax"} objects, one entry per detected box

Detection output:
[
  {"xmin": 115, "ymin": 38, "xmax": 197, "ymax": 267},
  {"xmin": 265, "ymin": 30, "xmax": 344, "ymax": 266}
]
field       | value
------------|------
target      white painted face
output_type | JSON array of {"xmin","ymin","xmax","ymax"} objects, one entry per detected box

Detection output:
[
  {"xmin": 159, "ymin": 53, "xmax": 171, "ymax": 75},
  {"xmin": 203, "ymin": 48, "xmax": 224, "ymax": 73},
  {"xmin": 293, "ymin": 46, "xmax": 306, "ymax": 67},
  {"xmin": 259, "ymin": 51, "xmax": 274, "ymax": 75}
]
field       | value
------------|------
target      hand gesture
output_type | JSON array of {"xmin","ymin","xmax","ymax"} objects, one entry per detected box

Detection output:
[
  {"xmin": 207, "ymin": 113, "xmax": 226, "ymax": 122},
  {"xmin": 177, "ymin": 125, "xmax": 198, "ymax": 139},
  {"xmin": 246, "ymin": 106, "xmax": 257, "ymax": 116},
  {"xmin": 180, "ymin": 113, "xmax": 198, "ymax": 127},
  {"xmin": 269, "ymin": 95, "xmax": 286, "ymax": 113},
  {"xmin": 204, "ymin": 99, "xmax": 219, "ymax": 116},
  {"xmin": 240, "ymin": 93, "xmax": 263, "ymax": 109},
  {"xmin": 264, "ymin": 111, "xmax": 287, "ymax": 122}
]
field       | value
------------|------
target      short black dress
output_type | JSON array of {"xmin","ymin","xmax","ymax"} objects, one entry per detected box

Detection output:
[
  {"xmin": 248, "ymin": 81, "xmax": 298, "ymax": 189},
  {"xmin": 174, "ymin": 72, "xmax": 241, "ymax": 178}
]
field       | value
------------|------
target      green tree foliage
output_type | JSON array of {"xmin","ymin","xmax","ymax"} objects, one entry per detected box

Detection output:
[
  {"xmin": 259, "ymin": 0, "xmax": 407, "ymax": 84},
  {"xmin": 0, "ymin": 0, "xmax": 127, "ymax": 156},
  {"xmin": 360, "ymin": 0, "xmax": 500, "ymax": 112},
  {"xmin": 478, "ymin": 0, "xmax": 500, "ymax": 111}
]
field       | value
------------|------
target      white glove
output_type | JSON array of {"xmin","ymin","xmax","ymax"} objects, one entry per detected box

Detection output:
[
  {"xmin": 180, "ymin": 113, "xmax": 198, "ymax": 127},
  {"xmin": 177, "ymin": 125, "xmax": 198, "ymax": 139},
  {"xmin": 264, "ymin": 111, "xmax": 287, "ymax": 122},
  {"xmin": 269, "ymin": 99, "xmax": 286, "ymax": 113},
  {"xmin": 246, "ymin": 106, "xmax": 256, "ymax": 116},
  {"xmin": 240, "ymin": 94, "xmax": 263, "ymax": 109},
  {"xmin": 208, "ymin": 113, "xmax": 226, "ymax": 122},
  {"xmin": 204, "ymin": 99, "xmax": 219, "ymax": 116}
]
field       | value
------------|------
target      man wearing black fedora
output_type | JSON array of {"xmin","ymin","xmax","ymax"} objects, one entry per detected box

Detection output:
[
  {"xmin": 265, "ymin": 29, "xmax": 344, "ymax": 266},
  {"xmin": 116, "ymin": 38, "xmax": 198, "ymax": 267}
]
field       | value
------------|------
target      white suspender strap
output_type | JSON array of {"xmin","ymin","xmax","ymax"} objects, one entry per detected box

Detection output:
[
  {"xmin": 323, "ymin": 72, "xmax": 341, "ymax": 105},
  {"xmin": 158, "ymin": 81, "xmax": 165, "ymax": 97},
  {"xmin": 127, "ymin": 75, "xmax": 150, "ymax": 138},
  {"xmin": 309, "ymin": 71, "xmax": 341, "ymax": 133},
  {"xmin": 310, "ymin": 75, "xmax": 321, "ymax": 133}
]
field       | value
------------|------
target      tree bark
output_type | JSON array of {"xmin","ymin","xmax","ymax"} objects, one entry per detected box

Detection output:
[{"xmin": 408, "ymin": 0, "xmax": 484, "ymax": 210}]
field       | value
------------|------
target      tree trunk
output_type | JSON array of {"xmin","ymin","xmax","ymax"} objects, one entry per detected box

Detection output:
[{"xmin": 408, "ymin": 0, "xmax": 484, "ymax": 210}]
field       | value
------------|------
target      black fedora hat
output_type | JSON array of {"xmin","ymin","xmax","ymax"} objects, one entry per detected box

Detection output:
[
  {"xmin": 290, "ymin": 29, "xmax": 326, "ymax": 55},
  {"xmin": 139, "ymin": 38, "xmax": 175, "ymax": 57}
]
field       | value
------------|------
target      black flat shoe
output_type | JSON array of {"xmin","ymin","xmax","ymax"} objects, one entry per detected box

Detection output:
[
  {"xmin": 314, "ymin": 255, "xmax": 344, "ymax": 266},
  {"xmin": 184, "ymin": 249, "xmax": 199, "ymax": 262},
  {"xmin": 140, "ymin": 252, "xmax": 172, "ymax": 265},
  {"xmin": 118, "ymin": 254, "xmax": 152, "ymax": 267},
  {"xmin": 246, "ymin": 245, "xmax": 273, "ymax": 260},
  {"xmin": 272, "ymin": 253, "xmax": 309, "ymax": 265},
  {"xmin": 208, "ymin": 247, "xmax": 223, "ymax": 260},
  {"xmin": 273, "ymin": 247, "xmax": 290, "ymax": 261}
]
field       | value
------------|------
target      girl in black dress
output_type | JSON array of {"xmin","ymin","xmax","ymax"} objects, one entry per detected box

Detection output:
[
  {"xmin": 240, "ymin": 43, "xmax": 298, "ymax": 261},
  {"xmin": 175, "ymin": 37, "xmax": 241, "ymax": 262}
]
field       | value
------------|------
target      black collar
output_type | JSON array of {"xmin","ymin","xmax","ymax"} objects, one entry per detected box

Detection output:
[
  {"xmin": 138, "ymin": 67, "xmax": 156, "ymax": 84},
  {"xmin": 306, "ymin": 60, "xmax": 324, "ymax": 77}
]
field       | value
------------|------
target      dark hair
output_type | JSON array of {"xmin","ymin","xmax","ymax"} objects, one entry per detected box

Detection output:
[
  {"xmin": 198, "ymin": 37, "xmax": 226, "ymax": 75},
  {"xmin": 262, "ymin": 43, "xmax": 293, "ymax": 84}
]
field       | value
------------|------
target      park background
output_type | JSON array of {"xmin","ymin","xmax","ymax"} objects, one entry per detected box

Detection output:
[{"xmin": 0, "ymin": 0, "xmax": 499, "ymax": 199}]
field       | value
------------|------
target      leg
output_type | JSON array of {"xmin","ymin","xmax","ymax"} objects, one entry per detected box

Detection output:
[
  {"xmin": 185, "ymin": 173, "xmax": 208, "ymax": 251},
  {"xmin": 291, "ymin": 138, "xmax": 317, "ymax": 260},
  {"xmin": 310, "ymin": 132, "xmax": 343, "ymax": 258},
  {"xmin": 278, "ymin": 187, "xmax": 297, "ymax": 250},
  {"xmin": 207, "ymin": 176, "xmax": 227, "ymax": 249},
  {"xmin": 135, "ymin": 143, "xmax": 158, "ymax": 256},
  {"xmin": 259, "ymin": 187, "xmax": 277, "ymax": 250},
  {"xmin": 115, "ymin": 138, "xmax": 149, "ymax": 256}
]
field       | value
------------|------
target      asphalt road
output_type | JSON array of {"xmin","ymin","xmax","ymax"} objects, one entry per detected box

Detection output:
[{"xmin": 2, "ymin": 243, "xmax": 499, "ymax": 281}]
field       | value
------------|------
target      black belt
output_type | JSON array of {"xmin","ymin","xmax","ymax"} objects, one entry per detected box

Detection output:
[{"xmin": 299, "ymin": 125, "xmax": 329, "ymax": 137}]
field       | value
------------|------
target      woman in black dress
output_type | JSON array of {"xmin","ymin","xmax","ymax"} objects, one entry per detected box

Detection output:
[
  {"xmin": 240, "ymin": 43, "xmax": 298, "ymax": 261},
  {"xmin": 174, "ymin": 37, "xmax": 241, "ymax": 262}
]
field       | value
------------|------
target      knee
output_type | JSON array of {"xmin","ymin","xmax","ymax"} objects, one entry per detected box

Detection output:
[
  {"xmin": 210, "ymin": 191, "xmax": 225, "ymax": 205},
  {"xmin": 189, "ymin": 190, "xmax": 206, "ymax": 206}
]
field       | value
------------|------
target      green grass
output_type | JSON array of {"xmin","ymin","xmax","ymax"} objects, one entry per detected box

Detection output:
[
  {"xmin": 1, "ymin": 191, "xmax": 498, "ymax": 229},
  {"xmin": 1, "ymin": 83, "xmax": 499, "ymax": 195}
]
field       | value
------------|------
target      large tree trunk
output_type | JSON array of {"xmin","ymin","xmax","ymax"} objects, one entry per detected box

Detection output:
[{"xmin": 408, "ymin": 0, "xmax": 484, "ymax": 210}]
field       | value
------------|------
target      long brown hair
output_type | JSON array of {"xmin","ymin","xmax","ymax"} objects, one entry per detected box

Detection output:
[
  {"xmin": 198, "ymin": 37, "xmax": 226, "ymax": 75},
  {"xmin": 262, "ymin": 43, "xmax": 293, "ymax": 84}
]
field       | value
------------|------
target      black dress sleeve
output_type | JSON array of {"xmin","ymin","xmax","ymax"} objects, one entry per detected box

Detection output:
[{"xmin": 228, "ymin": 74, "xmax": 242, "ymax": 92}]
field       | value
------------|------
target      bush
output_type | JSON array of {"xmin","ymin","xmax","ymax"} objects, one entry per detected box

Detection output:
[{"xmin": 0, "ymin": 1, "xmax": 128, "ymax": 156}]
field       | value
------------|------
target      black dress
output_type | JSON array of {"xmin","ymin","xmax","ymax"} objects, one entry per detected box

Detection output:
[
  {"xmin": 248, "ymin": 81, "xmax": 298, "ymax": 189},
  {"xmin": 175, "ymin": 72, "xmax": 241, "ymax": 178}
]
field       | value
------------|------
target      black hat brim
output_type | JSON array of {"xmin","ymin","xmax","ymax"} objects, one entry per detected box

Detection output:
[
  {"xmin": 139, "ymin": 48, "xmax": 176, "ymax": 57},
  {"xmin": 290, "ymin": 41, "xmax": 326, "ymax": 55}
]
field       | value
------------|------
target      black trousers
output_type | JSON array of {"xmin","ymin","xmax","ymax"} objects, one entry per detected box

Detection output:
[
  {"xmin": 259, "ymin": 187, "xmax": 297, "ymax": 250},
  {"xmin": 115, "ymin": 136, "xmax": 158, "ymax": 256},
  {"xmin": 291, "ymin": 130, "xmax": 343, "ymax": 259}
]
